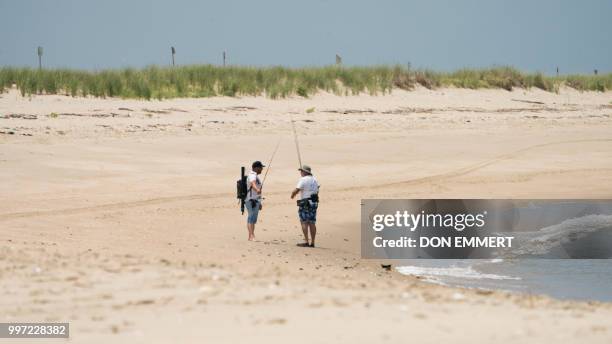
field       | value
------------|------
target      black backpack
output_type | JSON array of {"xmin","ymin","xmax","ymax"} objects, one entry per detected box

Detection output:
[{"xmin": 236, "ymin": 167, "xmax": 248, "ymax": 214}]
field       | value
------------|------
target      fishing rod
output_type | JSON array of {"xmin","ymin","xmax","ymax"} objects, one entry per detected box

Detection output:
[
  {"xmin": 261, "ymin": 138, "xmax": 281, "ymax": 189},
  {"xmin": 290, "ymin": 116, "xmax": 303, "ymax": 168}
]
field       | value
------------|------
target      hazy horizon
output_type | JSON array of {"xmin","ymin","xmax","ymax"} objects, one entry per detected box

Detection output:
[{"xmin": 1, "ymin": 0, "xmax": 611, "ymax": 74}]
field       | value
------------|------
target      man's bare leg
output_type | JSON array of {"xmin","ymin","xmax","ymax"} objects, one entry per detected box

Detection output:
[
  {"xmin": 301, "ymin": 222, "xmax": 309, "ymax": 244},
  {"xmin": 308, "ymin": 223, "xmax": 316, "ymax": 247},
  {"xmin": 248, "ymin": 223, "xmax": 255, "ymax": 241}
]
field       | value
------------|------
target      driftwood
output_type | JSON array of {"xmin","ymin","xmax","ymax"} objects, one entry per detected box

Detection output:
[
  {"xmin": 511, "ymin": 98, "xmax": 545, "ymax": 105},
  {"xmin": 1, "ymin": 114, "xmax": 38, "ymax": 120}
]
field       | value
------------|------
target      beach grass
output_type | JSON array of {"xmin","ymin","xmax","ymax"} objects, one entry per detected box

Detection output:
[{"xmin": 0, "ymin": 65, "xmax": 609, "ymax": 100}]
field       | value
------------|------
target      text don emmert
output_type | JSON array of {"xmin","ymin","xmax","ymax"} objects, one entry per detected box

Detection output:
[{"xmin": 373, "ymin": 236, "xmax": 514, "ymax": 248}]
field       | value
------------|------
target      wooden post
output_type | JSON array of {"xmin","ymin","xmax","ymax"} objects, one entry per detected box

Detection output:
[
  {"xmin": 223, "ymin": 51, "xmax": 226, "ymax": 67},
  {"xmin": 556, "ymin": 66, "xmax": 559, "ymax": 77},
  {"xmin": 171, "ymin": 46, "xmax": 176, "ymax": 66},
  {"xmin": 37, "ymin": 46, "xmax": 43, "ymax": 70}
]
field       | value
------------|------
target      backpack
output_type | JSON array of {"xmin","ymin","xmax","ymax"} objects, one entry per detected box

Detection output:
[{"xmin": 236, "ymin": 167, "xmax": 248, "ymax": 213}]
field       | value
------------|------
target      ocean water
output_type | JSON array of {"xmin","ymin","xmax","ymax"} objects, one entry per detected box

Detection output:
[
  {"xmin": 396, "ymin": 218, "xmax": 612, "ymax": 302},
  {"xmin": 397, "ymin": 259, "xmax": 612, "ymax": 302}
]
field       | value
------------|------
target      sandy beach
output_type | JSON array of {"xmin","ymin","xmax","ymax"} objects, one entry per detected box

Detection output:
[{"xmin": 1, "ymin": 87, "xmax": 612, "ymax": 343}]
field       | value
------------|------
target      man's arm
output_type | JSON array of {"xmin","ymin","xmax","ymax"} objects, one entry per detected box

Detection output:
[
  {"xmin": 290, "ymin": 188, "xmax": 300, "ymax": 199},
  {"xmin": 250, "ymin": 180, "xmax": 261, "ymax": 194}
]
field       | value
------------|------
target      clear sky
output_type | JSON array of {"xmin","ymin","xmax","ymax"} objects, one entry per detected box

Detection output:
[{"xmin": 0, "ymin": 0, "xmax": 610, "ymax": 74}]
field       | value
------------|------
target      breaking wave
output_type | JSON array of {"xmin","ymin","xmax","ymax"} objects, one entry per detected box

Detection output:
[
  {"xmin": 499, "ymin": 214, "xmax": 612, "ymax": 258},
  {"xmin": 396, "ymin": 264, "xmax": 520, "ymax": 283}
]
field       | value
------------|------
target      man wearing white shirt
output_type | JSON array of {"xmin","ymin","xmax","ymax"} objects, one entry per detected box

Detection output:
[
  {"xmin": 246, "ymin": 160, "xmax": 264, "ymax": 241},
  {"xmin": 290, "ymin": 165, "xmax": 320, "ymax": 248}
]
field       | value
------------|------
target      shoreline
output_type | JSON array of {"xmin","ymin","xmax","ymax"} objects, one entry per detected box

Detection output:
[{"xmin": 396, "ymin": 258, "xmax": 612, "ymax": 303}]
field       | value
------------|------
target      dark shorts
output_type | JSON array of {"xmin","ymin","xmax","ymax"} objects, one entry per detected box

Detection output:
[{"xmin": 298, "ymin": 201, "xmax": 318, "ymax": 223}]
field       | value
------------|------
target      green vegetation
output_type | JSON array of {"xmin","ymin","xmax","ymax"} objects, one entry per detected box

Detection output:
[{"xmin": 0, "ymin": 65, "xmax": 609, "ymax": 100}]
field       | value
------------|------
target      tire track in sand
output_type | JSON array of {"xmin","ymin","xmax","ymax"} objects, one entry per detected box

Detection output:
[
  {"xmin": 0, "ymin": 193, "xmax": 227, "ymax": 220},
  {"xmin": 351, "ymin": 138, "xmax": 612, "ymax": 191},
  {"xmin": 1, "ymin": 138, "xmax": 610, "ymax": 220}
]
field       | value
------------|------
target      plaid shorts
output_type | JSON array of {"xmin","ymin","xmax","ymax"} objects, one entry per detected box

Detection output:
[{"xmin": 298, "ymin": 201, "xmax": 318, "ymax": 223}]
